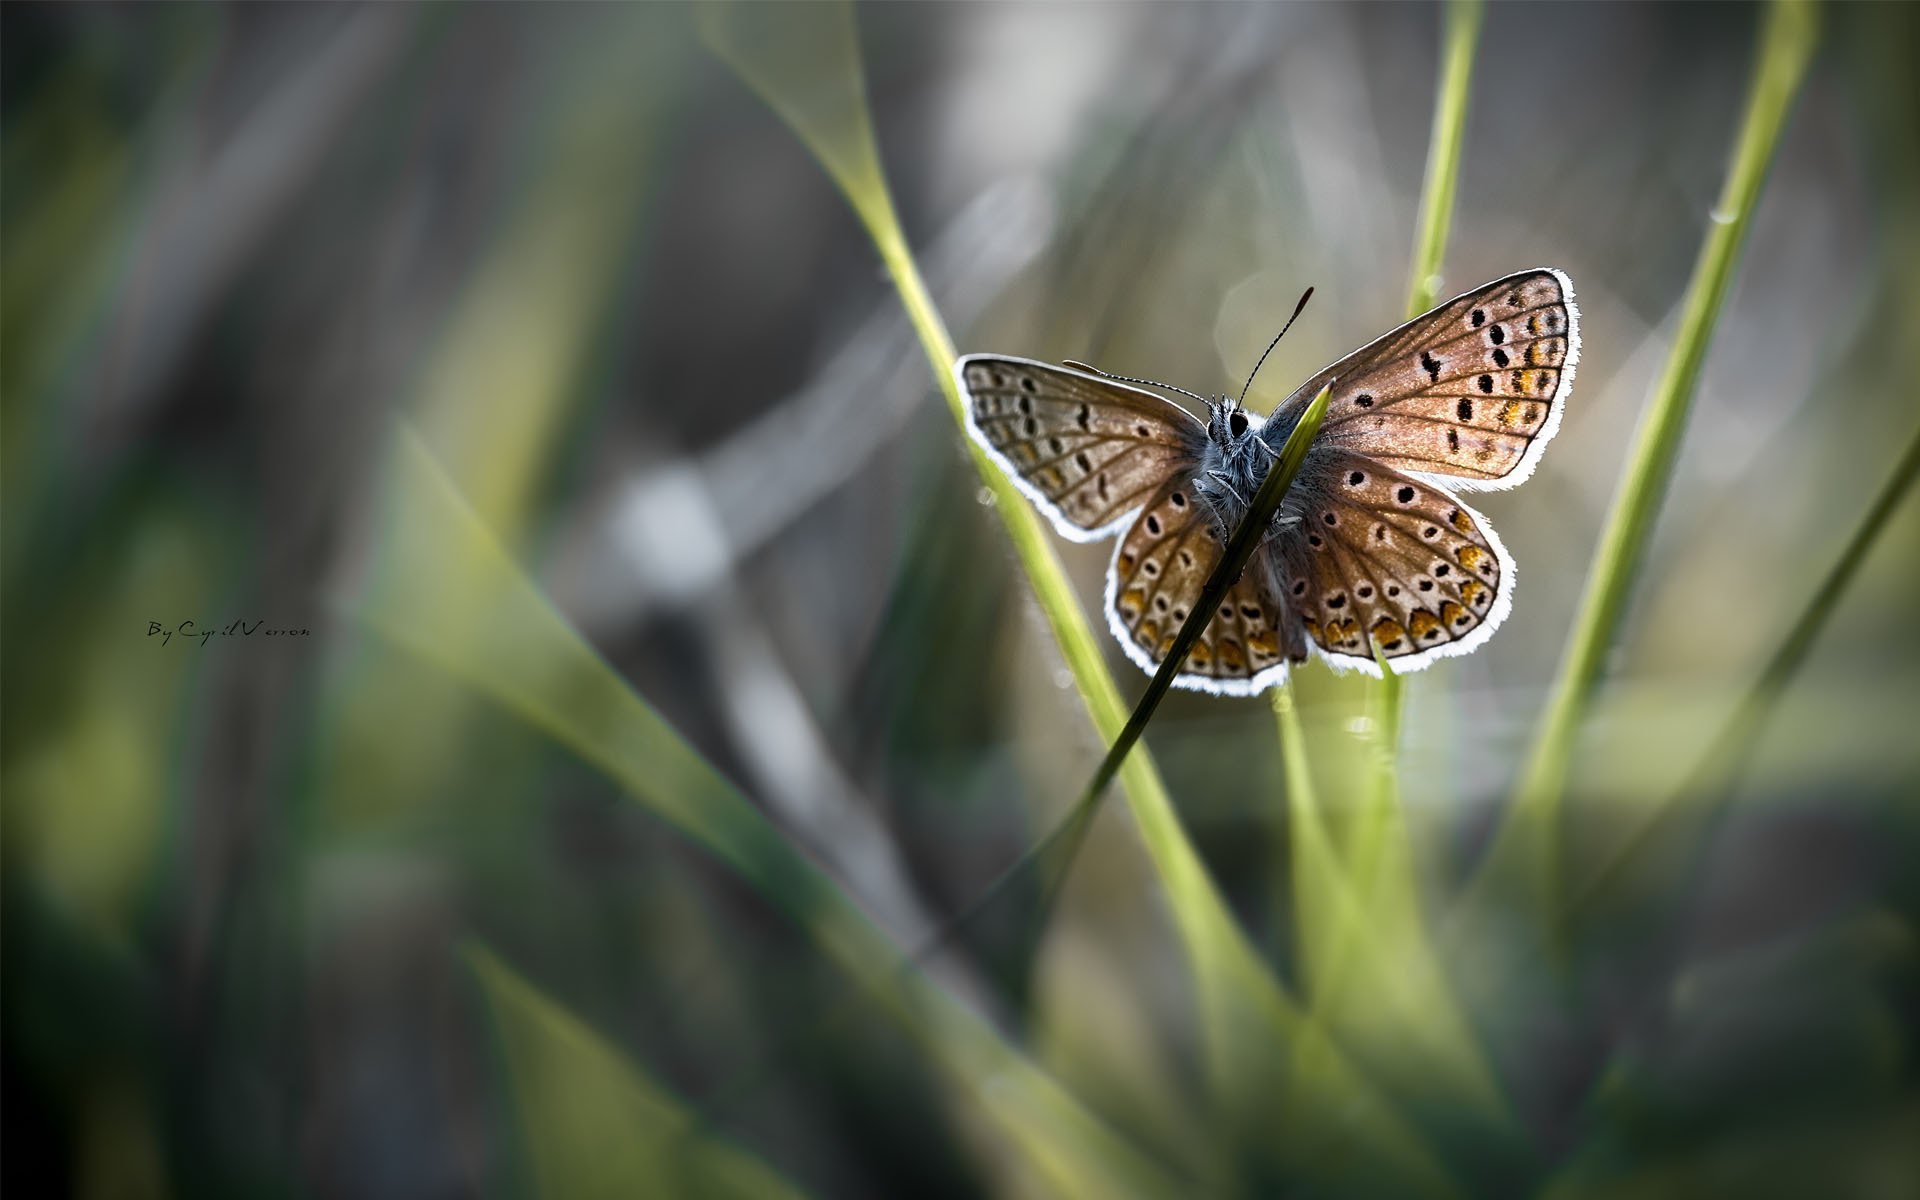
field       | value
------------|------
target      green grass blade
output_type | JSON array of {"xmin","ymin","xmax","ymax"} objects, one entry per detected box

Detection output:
[
  {"xmin": 695, "ymin": 2, "xmax": 1160, "ymax": 820},
  {"xmin": 316, "ymin": 25, "xmax": 671, "ymax": 832},
  {"xmin": 699, "ymin": 10, "xmax": 1469, "ymax": 1190},
  {"xmin": 1571, "ymin": 417, "xmax": 1920, "ymax": 915},
  {"xmin": 352, "ymin": 428, "xmax": 1194, "ymax": 1198},
  {"xmin": 469, "ymin": 945, "xmax": 814, "ymax": 1200},
  {"xmin": 1490, "ymin": 0, "xmax": 1819, "ymax": 906},
  {"xmin": 695, "ymin": 0, "xmax": 1175, "ymax": 966}
]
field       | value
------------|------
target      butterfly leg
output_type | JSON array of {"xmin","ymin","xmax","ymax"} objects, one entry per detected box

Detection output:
[
  {"xmin": 1252, "ymin": 433, "xmax": 1279, "ymax": 461},
  {"xmin": 1205, "ymin": 470, "xmax": 1248, "ymax": 508}
]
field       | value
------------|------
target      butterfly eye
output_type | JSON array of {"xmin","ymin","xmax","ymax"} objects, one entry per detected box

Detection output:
[{"xmin": 1228, "ymin": 411, "xmax": 1249, "ymax": 438}]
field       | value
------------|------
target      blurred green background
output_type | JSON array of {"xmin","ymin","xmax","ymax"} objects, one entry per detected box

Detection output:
[{"xmin": 4, "ymin": 2, "xmax": 1917, "ymax": 1197}]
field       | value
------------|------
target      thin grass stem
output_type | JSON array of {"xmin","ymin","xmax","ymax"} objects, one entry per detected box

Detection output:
[
  {"xmin": 1406, "ymin": 0, "xmax": 1486, "ymax": 318},
  {"xmin": 1488, "ymin": 0, "xmax": 1819, "ymax": 911},
  {"xmin": 1362, "ymin": 0, "xmax": 1480, "ymax": 818}
]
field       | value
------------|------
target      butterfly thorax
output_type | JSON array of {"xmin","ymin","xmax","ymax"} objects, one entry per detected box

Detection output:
[{"xmin": 1194, "ymin": 396, "xmax": 1306, "ymax": 541}]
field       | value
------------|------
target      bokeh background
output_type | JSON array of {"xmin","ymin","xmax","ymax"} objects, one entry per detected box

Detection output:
[{"xmin": 5, "ymin": 2, "xmax": 1917, "ymax": 1197}]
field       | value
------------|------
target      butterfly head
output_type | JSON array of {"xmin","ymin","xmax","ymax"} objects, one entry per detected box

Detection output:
[{"xmin": 1204, "ymin": 395, "xmax": 1254, "ymax": 449}]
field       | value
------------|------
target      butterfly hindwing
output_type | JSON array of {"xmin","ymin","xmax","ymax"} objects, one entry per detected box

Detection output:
[
  {"xmin": 958, "ymin": 356, "xmax": 1205, "ymax": 541},
  {"xmin": 1272, "ymin": 451, "xmax": 1512, "ymax": 675},
  {"xmin": 1105, "ymin": 480, "xmax": 1307, "ymax": 694},
  {"xmin": 1265, "ymin": 268, "xmax": 1577, "ymax": 490}
]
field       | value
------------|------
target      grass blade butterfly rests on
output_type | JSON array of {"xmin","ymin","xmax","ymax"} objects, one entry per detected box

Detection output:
[
  {"xmin": 932, "ymin": 380, "xmax": 1333, "ymax": 978},
  {"xmin": 1070, "ymin": 382, "xmax": 1333, "ymax": 812}
]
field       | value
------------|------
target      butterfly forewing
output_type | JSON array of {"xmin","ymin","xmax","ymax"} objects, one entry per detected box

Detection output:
[
  {"xmin": 1105, "ymin": 481, "xmax": 1307, "ymax": 694},
  {"xmin": 1273, "ymin": 451, "xmax": 1511, "ymax": 674},
  {"xmin": 958, "ymin": 356, "xmax": 1205, "ymax": 541},
  {"xmin": 1266, "ymin": 269, "xmax": 1577, "ymax": 490}
]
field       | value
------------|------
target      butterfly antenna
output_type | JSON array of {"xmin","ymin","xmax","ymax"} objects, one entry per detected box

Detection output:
[
  {"xmin": 1062, "ymin": 360, "xmax": 1210, "ymax": 408},
  {"xmin": 1236, "ymin": 285, "xmax": 1315, "ymax": 410}
]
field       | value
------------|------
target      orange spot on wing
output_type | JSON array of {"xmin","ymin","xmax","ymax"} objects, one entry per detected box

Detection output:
[
  {"xmin": 1248, "ymin": 631, "xmax": 1279, "ymax": 659},
  {"xmin": 1440, "ymin": 600, "xmax": 1467, "ymax": 629},
  {"xmin": 1370, "ymin": 618, "xmax": 1408, "ymax": 651},
  {"xmin": 1409, "ymin": 611, "xmax": 1442, "ymax": 640},
  {"xmin": 1458, "ymin": 545, "xmax": 1486, "ymax": 572},
  {"xmin": 1119, "ymin": 587, "xmax": 1148, "ymax": 618},
  {"xmin": 1219, "ymin": 639, "xmax": 1245, "ymax": 670},
  {"xmin": 1137, "ymin": 619, "xmax": 1161, "ymax": 647},
  {"xmin": 1459, "ymin": 579, "xmax": 1487, "ymax": 608},
  {"xmin": 1452, "ymin": 509, "xmax": 1474, "ymax": 533}
]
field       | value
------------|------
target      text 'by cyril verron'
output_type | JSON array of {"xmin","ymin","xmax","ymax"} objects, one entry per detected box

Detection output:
[{"xmin": 147, "ymin": 620, "xmax": 311, "ymax": 647}]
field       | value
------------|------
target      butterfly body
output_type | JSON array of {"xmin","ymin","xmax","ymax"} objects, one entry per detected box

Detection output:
[
  {"xmin": 958, "ymin": 269, "xmax": 1578, "ymax": 696},
  {"xmin": 1191, "ymin": 396, "xmax": 1291, "ymax": 540}
]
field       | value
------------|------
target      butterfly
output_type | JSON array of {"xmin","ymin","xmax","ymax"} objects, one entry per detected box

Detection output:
[{"xmin": 956, "ymin": 269, "xmax": 1579, "ymax": 695}]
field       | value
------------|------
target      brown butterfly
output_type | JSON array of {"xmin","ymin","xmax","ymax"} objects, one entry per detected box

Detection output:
[{"xmin": 957, "ymin": 269, "xmax": 1579, "ymax": 695}]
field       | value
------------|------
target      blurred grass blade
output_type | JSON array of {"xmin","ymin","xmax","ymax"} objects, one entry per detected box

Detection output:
[
  {"xmin": 318, "ymin": 25, "xmax": 672, "ymax": 832},
  {"xmin": 353, "ymin": 427, "xmax": 1192, "ymax": 1198},
  {"xmin": 469, "ymin": 945, "xmax": 812, "ymax": 1200},
  {"xmin": 1489, "ymin": 0, "xmax": 1818, "ymax": 906},
  {"xmin": 1572, "ymin": 417, "xmax": 1920, "ymax": 915}
]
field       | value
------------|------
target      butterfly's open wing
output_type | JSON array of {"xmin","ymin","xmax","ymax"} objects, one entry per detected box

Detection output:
[
  {"xmin": 1264, "ymin": 269, "xmax": 1578, "ymax": 491},
  {"xmin": 958, "ymin": 356, "xmax": 1206, "ymax": 542},
  {"xmin": 1272, "ymin": 450, "xmax": 1513, "ymax": 676},
  {"xmin": 1105, "ymin": 480, "xmax": 1308, "ymax": 695}
]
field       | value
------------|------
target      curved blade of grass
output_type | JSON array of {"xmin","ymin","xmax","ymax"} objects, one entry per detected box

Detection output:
[
  {"xmin": 696, "ymin": 0, "xmax": 1189, "ymax": 1008},
  {"xmin": 353, "ymin": 427, "xmax": 1192, "ymax": 1198},
  {"xmin": 1486, "ymin": 0, "xmax": 1819, "ymax": 912},
  {"xmin": 317, "ymin": 16, "xmax": 673, "ymax": 833},
  {"xmin": 696, "ymin": 0, "xmax": 1232, "ymax": 1073},
  {"xmin": 1570, "ymin": 417, "xmax": 1920, "ymax": 917},
  {"xmin": 468, "ymin": 945, "xmax": 814, "ymax": 1200},
  {"xmin": 698, "ymin": 11, "xmax": 1467, "ymax": 1190}
]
